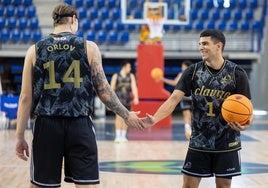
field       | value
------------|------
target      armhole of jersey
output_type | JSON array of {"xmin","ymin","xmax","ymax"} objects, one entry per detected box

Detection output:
[
  {"xmin": 34, "ymin": 43, "xmax": 37, "ymax": 56},
  {"xmin": 84, "ymin": 41, "xmax": 88, "ymax": 56},
  {"xmin": 84, "ymin": 40, "xmax": 92, "ymax": 69},
  {"xmin": 233, "ymin": 64, "xmax": 237, "ymax": 86},
  {"xmin": 191, "ymin": 63, "xmax": 198, "ymax": 81},
  {"xmin": 33, "ymin": 44, "xmax": 37, "ymax": 66}
]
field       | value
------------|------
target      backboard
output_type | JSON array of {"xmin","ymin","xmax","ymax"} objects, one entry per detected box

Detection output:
[{"xmin": 121, "ymin": 0, "xmax": 191, "ymax": 25}]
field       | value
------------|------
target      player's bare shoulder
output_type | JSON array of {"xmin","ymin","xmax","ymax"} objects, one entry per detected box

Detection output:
[
  {"xmin": 25, "ymin": 44, "xmax": 36, "ymax": 66},
  {"xmin": 86, "ymin": 40, "xmax": 99, "ymax": 54},
  {"xmin": 27, "ymin": 44, "xmax": 36, "ymax": 56},
  {"xmin": 85, "ymin": 40, "xmax": 101, "ymax": 65}
]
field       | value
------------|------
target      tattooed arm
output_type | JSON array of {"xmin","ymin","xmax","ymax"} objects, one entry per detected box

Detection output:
[{"xmin": 86, "ymin": 41, "xmax": 143, "ymax": 129}]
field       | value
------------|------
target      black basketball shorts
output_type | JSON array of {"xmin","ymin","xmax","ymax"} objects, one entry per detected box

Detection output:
[
  {"xmin": 179, "ymin": 99, "xmax": 192, "ymax": 111},
  {"xmin": 30, "ymin": 116, "xmax": 99, "ymax": 187},
  {"xmin": 181, "ymin": 148, "xmax": 241, "ymax": 179}
]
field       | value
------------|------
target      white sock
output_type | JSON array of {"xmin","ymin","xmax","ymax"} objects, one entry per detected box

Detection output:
[
  {"xmin": 121, "ymin": 130, "xmax": 127, "ymax": 138},
  {"xmin": 115, "ymin": 130, "xmax": 121, "ymax": 138}
]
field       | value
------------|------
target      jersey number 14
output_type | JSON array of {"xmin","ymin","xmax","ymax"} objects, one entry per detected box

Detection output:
[{"xmin": 43, "ymin": 60, "xmax": 83, "ymax": 89}]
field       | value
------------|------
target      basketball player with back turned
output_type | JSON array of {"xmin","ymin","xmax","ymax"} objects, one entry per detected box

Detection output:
[
  {"xmin": 142, "ymin": 29, "xmax": 252, "ymax": 188},
  {"xmin": 15, "ymin": 3, "xmax": 144, "ymax": 188}
]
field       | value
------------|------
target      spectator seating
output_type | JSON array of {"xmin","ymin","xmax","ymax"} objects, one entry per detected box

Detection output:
[
  {"xmin": 1, "ymin": 28, "xmax": 10, "ymax": 42},
  {"xmin": 240, "ymin": 20, "xmax": 250, "ymax": 31},
  {"xmin": 245, "ymin": 8, "xmax": 254, "ymax": 20},
  {"xmin": 107, "ymin": 0, "xmax": 117, "ymax": 8},
  {"xmin": 6, "ymin": 5, "xmax": 15, "ymax": 17},
  {"xmin": 11, "ymin": 28, "xmax": 21, "ymax": 42},
  {"xmin": 0, "ymin": 0, "xmax": 41, "ymax": 43},
  {"xmin": 200, "ymin": 9, "xmax": 209, "ymax": 20},
  {"xmin": 75, "ymin": 0, "xmax": 83, "ymax": 7},
  {"xmin": 205, "ymin": 0, "xmax": 214, "ymax": 9},
  {"xmin": 27, "ymin": 5, "xmax": 36, "ymax": 17},
  {"xmin": 92, "ymin": 19, "xmax": 102, "ymax": 30},
  {"xmin": 13, "ymin": 0, "xmax": 22, "ymax": 6},
  {"xmin": 61, "ymin": 0, "xmax": 263, "ymax": 44},
  {"xmin": 119, "ymin": 31, "xmax": 129, "ymax": 43},
  {"xmin": 217, "ymin": 20, "xmax": 227, "ymax": 31},
  {"xmin": 88, "ymin": 7, "xmax": 98, "ymax": 19},
  {"xmin": 228, "ymin": 20, "xmax": 238, "ymax": 31},
  {"xmin": 108, "ymin": 30, "xmax": 118, "ymax": 43},
  {"xmin": 86, "ymin": 30, "xmax": 95, "ymax": 41},
  {"xmin": 210, "ymin": 9, "xmax": 220, "ymax": 20},
  {"xmin": 0, "ymin": 5, "xmax": 4, "ymax": 16},
  {"xmin": 194, "ymin": 20, "xmax": 204, "ymax": 31},
  {"xmin": 96, "ymin": 0, "xmax": 105, "ymax": 8},
  {"xmin": 0, "ymin": 16, "xmax": 6, "ymax": 28},
  {"xmin": 103, "ymin": 19, "xmax": 114, "ymax": 31},
  {"xmin": 0, "ymin": 0, "xmax": 263, "ymax": 44},
  {"xmin": 233, "ymin": 9, "xmax": 243, "ymax": 20},
  {"xmin": 23, "ymin": 0, "xmax": 32, "ymax": 6},
  {"xmin": 76, "ymin": 30, "xmax": 84, "ymax": 37},
  {"xmin": 190, "ymin": 9, "xmax": 198, "ymax": 20},
  {"xmin": 115, "ymin": 20, "xmax": 125, "ymax": 31},
  {"xmin": 17, "ymin": 5, "xmax": 25, "ymax": 17},
  {"xmin": 97, "ymin": 30, "xmax": 107, "ymax": 43},
  {"xmin": 192, "ymin": 0, "xmax": 203, "ymax": 9},
  {"xmin": 32, "ymin": 29, "xmax": 42, "ymax": 42},
  {"xmin": 100, "ymin": 8, "xmax": 109, "ymax": 20},
  {"xmin": 22, "ymin": 28, "xmax": 31, "ymax": 42},
  {"xmin": 29, "ymin": 17, "xmax": 39, "ymax": 29},
  {"xmin": 85, "ymin": 0, "xmax": 93, "ymax": 7},
  {"xmin": 222, "ymin": 8, "xmax": 231, "ymax": 20},
  {"xmin": 111, "ymin": 8, "xmax": 120, "ymax": 20},
  {"xmin": 77, "ymin": 7, "xmax": 87, "ymax": 19},
  {"xmin": 80, "ymin": 19, "xmax": 91, "ymax": 30}
]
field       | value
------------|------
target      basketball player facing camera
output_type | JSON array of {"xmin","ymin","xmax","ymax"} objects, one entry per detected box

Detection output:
[{"xmin": 142, "ymin": 29, "xmax": 253, "ymax": 188}]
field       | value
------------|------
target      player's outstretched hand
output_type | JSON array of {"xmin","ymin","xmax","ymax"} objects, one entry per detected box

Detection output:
[
  {"xmin": 125, "ymin": 111, "xmax": 144, "ymax": 130},
  {"xmin": 16, "ymin": 138, "xmax": 29, "ymax": 161},
  {"xmin": 140, "ymin": 113, "xmax": 155, "ymax": 128}
]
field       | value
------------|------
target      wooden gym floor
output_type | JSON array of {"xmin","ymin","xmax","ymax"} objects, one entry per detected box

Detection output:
[{"xmin": 1, "ymin": 114, "xmax": 268, "ymax": 188}]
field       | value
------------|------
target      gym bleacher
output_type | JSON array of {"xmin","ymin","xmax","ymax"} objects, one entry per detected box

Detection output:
[
  {"xmin": 61, "ymin": 0, "xmax": 265, "ymax": 53},
  {"xmin": 0, "ymin": 0, "xmax": 265, "ymax": 49},
  {"xmin": 0, "ymin": 0, "xmax": 42, "ymax": 43}
]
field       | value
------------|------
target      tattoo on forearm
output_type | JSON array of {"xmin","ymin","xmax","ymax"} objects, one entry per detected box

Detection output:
[{"xmin": 92, "ymin": 61, "xmax": 129, "ymax": 120}]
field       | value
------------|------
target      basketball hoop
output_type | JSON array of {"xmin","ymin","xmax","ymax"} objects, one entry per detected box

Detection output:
[
  {"xmin": 121, "ymin": 0, "xmax": 190, "ymax": 25},
  {"xmin": 121, "ymin": 0, "xmax": 190, "ymax": 44}
]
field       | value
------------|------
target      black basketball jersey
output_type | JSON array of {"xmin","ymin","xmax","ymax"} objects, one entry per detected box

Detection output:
[
  {"xmin": 176, "ymin": 60, "xmax": 251, "ymax": 152},
  {"xmin": 115, "ymin": 73, "xmax": 132, "ymax": 108},
  {"xmin": 32, "ymin": 32, "xmax": 94, "ymax": 117}
]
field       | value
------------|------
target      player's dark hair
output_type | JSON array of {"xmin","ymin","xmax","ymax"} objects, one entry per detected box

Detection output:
[
  {"xmin": 200, "ymin": 29, "xmax": 226, "ymax": 51},
  {"xmin": 121, "ymin": 60, "xmax": 131, "ymax": 67},
  {"xmin": 182, "ymin": 60, "xmax": 192, "ymax": 67}
]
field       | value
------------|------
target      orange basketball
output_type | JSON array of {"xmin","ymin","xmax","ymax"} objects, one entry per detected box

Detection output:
[
  {"xmin": 151, "ymin": 67, "xmax": 163, "ymax": 80},
  {"xmin": 221, "ymin": 94, "xmax": 253, "ymax": 125}
]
